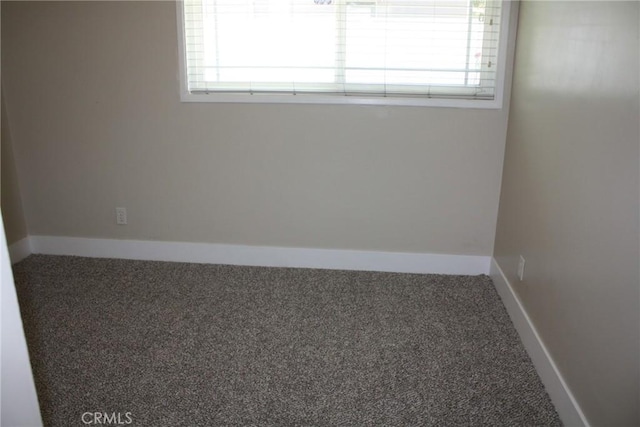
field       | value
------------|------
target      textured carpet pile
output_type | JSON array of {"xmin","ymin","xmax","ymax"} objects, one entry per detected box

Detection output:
[{"xmin": 13, "ymin": 255, "xmax": 561, "ymax": 426}]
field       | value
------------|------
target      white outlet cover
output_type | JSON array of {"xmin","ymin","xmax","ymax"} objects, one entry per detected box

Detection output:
[
  {"xmin": 115, "ymin": 207, "xmax": 127, "ymax": 225},
  {"xmin": 517, "ymin": 255, "xmax": 525, "ymax": 281}
]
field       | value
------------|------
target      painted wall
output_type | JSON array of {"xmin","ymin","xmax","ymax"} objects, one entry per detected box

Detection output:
[
  {"xmin": 1, "ymin": 1, "xmax": 510, "ymax": 256},
  {"xmin": 494, "ymin": 2, "xmax": 639, "ymax": 426},
  {"xmin": 1, "ymin": 93, "xmax": 28, "ymax": 244}
]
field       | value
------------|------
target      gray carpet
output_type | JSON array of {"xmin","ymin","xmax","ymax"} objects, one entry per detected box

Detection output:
[{"xmin": 13, "ymin": 255, "xmax": 561, "ymax": 426}]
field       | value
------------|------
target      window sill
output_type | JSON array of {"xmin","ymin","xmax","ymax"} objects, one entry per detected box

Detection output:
[{"xmin": 179, "ymin": 92, "xmax": 504, "ymax": 109}]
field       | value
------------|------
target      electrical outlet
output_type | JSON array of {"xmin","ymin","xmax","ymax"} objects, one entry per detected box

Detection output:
[
  {"xmin": 517, "ymin": 255, "xmax": 526, "ymax": 281},
  {"xmin": 115, "ymin": 207, "xmax": 127, "ymax": 225}
]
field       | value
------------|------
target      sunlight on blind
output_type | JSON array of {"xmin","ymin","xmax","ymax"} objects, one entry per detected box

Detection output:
[{"xmin": 182, "ymin": 0, "xmax": 502, "ymax": 100}]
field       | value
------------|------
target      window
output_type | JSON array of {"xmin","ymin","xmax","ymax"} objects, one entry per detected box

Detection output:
[{"xmin": 178, "ymin": 0, "xmax": 510, "ymax": 107}]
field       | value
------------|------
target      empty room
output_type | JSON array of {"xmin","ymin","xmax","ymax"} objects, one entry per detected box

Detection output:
[{"xmin": 1, "ymin": 1, "xmax": 638, "ymax": 426}]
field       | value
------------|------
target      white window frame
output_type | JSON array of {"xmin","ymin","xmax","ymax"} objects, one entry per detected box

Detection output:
[{"xmin": 176, "ymin": 0, "xmax": 514, "ymax": 109}]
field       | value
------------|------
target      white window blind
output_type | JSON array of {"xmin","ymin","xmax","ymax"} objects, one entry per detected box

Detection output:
[{"xmin": 181, "ymin": 0, "xmax": 504, "ymax": 102}]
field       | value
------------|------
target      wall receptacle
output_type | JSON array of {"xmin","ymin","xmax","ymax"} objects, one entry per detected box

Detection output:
[
  {"xmin": 517, "ymin": 255, "xmax": 526, "ymax": 281},
  {"xmin": 115, "ymin": 207, "xmax": 127, "ymax": 225}
]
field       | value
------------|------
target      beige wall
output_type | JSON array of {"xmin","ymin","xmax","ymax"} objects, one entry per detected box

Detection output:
[
  {"xmin": 0, "ymin": 0, "xmax": 29, "ymax": 246},
  {"xmin": 494, "ymin": 2, "xmax": 639, "ymax": 426},
  {"xmin": 1, "ymin": 1, "xmax": 510, "ymax": 255},
  {"xmin": 1, "ymin": 92, "xmax": 28, "ymax": 245}
]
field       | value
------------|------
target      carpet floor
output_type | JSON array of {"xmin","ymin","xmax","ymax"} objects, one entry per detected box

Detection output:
[{"xmin": 13, "ymin": 255, "xmax": 561, "ymax": 426}]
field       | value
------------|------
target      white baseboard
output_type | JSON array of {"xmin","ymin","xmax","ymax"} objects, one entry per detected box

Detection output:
[
  {"xmin": 8, "ymin": 237, "xmax": 32, "ymax": 264},
  {"xmin": 28, "ymin": 235, "xmax": 491, "ymax": 275},
  {"xmin": 490, "ymin": 258, "xmax": 589, "ymax": 427}
]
